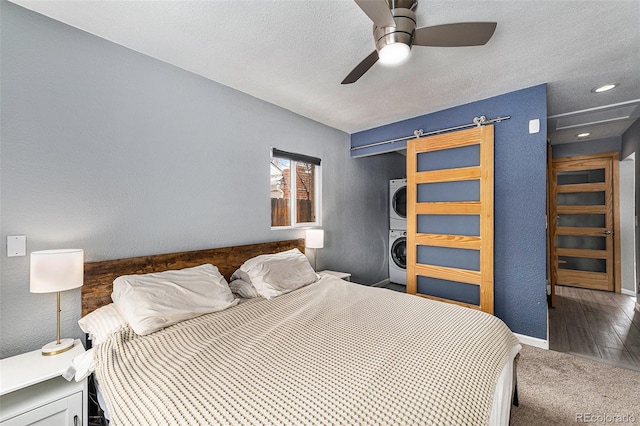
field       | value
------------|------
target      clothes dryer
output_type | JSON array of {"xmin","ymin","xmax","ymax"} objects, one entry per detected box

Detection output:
[
  {"xmin": 389, "ymin": 229, "xmax": 407, "ymax": 285},
  {"xmin": 389, "ymin": 179, "xmax": 407, "ymax": 230}
]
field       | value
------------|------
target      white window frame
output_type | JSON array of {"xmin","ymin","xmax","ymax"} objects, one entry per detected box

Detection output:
[{"xmin": 270, "ymin": 151, "xmax": 322, "ymax": 229}]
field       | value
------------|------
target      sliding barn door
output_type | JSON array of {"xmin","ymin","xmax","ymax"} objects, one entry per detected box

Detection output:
[{"xmin": 407, "ymin": 125, "xmax": 494, "ymax": 314}]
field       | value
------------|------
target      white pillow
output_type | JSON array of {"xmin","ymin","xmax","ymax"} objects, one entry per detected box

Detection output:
[
  {"xmin": 78, "ymin": 303, "xmax": 127, "ymax": 346},
  {"xmin": 233, "ymin": 248, "xmax": 319, "ymax": 299},
  {"xmin": 111, "ymin": 264, "xmax": 237, "ymax": 335},
  {"xmin": 229, "ymin": 279, "xmax": 260, "ymax": 299}
]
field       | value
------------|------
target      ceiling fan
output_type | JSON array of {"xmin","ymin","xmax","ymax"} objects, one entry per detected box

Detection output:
[{"xmin": 342, "ymin": 0, "xmax": 497, "ymax": 84}]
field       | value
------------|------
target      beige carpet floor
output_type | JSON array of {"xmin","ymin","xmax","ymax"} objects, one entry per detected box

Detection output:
[{"xmin": 510, "ymin": 344, "xmax": 640, "ymax": 425}]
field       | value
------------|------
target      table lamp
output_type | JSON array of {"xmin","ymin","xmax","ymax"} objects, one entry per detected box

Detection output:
[
  {"xmin": 305, "ymin": 229, "xmax": 324, "ymax": 271},
  {"xmin": 30, "ymin": 249, "xmax": 84, "ymax": 356}
]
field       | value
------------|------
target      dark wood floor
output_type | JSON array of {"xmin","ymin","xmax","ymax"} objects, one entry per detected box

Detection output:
[
  {"xmin": 383, "ymin": 282, "xmax": 407, "ymax": 292},
  {"xmin": 549, "ymin": 285, "xmax": 640, "ymax": 371}
]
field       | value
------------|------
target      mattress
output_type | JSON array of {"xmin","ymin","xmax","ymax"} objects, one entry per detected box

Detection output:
[{"xmin": 94, "ymin": 275, "xmax": 520, "ymax": 425}]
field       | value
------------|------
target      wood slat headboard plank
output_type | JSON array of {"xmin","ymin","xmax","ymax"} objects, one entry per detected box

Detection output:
[{"xmin": 82, "ymin": 239, "xmax": 305, "ymax": 317}]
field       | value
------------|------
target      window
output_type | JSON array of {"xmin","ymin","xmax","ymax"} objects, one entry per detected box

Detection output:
[{"xmin": 270, "ymin": 148, "xmax": 321, "ymax": 228}]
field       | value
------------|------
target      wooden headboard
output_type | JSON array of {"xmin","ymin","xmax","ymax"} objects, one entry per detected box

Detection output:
[{"xmin": 82, "ymin": 239, "xmax": 305, "ymax": 317}]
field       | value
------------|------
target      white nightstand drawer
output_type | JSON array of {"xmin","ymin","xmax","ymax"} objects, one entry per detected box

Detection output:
[
  {"xmin": 1, "ymin": 390, "xmax": 82, "ymax": 426},
  {"xmin": 0, "ymin": 376, "xmax": 85, "ymax": 423}
]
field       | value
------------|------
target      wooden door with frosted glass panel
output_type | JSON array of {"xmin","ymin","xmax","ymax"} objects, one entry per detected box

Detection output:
[
  {"xmin": 406, "ymin": 125, "xmax": 494, "ymax": 314},
  {"xmin": 549, "ymin": 153, "xmax": 619, "ymax": 292}
]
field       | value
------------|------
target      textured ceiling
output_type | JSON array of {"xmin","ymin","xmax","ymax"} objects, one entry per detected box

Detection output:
[{"xmin": 10, "ymin": 0, "xmax": 640, "ymax": 145}]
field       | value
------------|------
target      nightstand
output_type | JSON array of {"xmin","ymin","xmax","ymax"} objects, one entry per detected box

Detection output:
[
  {"xmin": 0, "ymin": 340, "xmax": 87, "ymax": 425},
  {"xmin": 319, "ymin": 270, "xmax": 352, "ymax": 281}
]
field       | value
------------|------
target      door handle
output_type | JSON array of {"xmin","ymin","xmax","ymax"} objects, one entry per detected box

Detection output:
[{"xmin": 604, "ymin": 230, "xmax": 612, "ymax": 235}]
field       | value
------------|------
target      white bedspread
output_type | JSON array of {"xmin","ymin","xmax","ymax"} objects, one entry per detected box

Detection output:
[{"xmin": 95, "ymin": 275, "xmax": 519, "ymax": 425}]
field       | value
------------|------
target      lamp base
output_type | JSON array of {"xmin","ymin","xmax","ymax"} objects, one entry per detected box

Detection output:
[{"xmin": 42, "ymin": 338, "xmax": 75, "ymax": 356}]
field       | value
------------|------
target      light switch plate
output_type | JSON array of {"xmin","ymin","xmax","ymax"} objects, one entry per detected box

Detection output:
[
  {"xmin": 529, "ymin": 119, "xmax": 540, "ymax": 134},
  {"xmin": 7, "ymin": 235, "xmax": 26, "ymax": 257}
]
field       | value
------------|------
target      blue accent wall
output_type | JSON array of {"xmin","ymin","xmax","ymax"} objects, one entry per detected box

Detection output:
[{"xmin": 351, "ymin": 85, "xmax": 549, "ymax": 340}]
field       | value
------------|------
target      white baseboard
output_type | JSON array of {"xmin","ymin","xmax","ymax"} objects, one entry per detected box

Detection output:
[
  {"xmin": 621, "ymin": 288, "xmax": 636, "ymax": 297},
  {"xmin": 371, "ymin": 278, "xmax": 390, "ymax": 288},
  {"xmin": 514, "ymin": 333, "xmax": 549, "ymax": 350}
]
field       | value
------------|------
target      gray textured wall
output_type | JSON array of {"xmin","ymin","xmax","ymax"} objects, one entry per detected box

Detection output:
[
  {"xmin": 622, "ymin": 118, "xmax": 640, "ymax": 293},
  {"xmin": 619, "ymin": 158, "xmax": 636, "ymax": 294},
  {"xmin": 0, "ymin": 2, "xmax": 405, "ymax": 358},
  {"xmin": 551, "ymin": 136, "xmax": 622, "ymax": 158}
]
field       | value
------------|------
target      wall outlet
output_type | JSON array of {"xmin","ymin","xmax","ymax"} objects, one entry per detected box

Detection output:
[{"xmin": 7, "ymin": 235, "xmax": 26, "ymax": 257}]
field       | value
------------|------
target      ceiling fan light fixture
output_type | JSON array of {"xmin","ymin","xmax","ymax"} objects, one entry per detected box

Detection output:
[
  {"xmin": 591, "ymin": 83, "xmax": 618, "ymax": 93},
  {"xmin": 378, "ymin": 42, "xmax": 411, "ymax": 65},
  {"xmin": 343, "ymin": 0, "xmax": 497, "ymax": 83}
]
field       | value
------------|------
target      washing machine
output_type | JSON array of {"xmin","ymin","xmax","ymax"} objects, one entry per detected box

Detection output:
[
  {"xmin": 389, "ymin": 229, "xmax": 407, "ymax": 285},
  {"xmin": 390, "ymin": 178, "xmax": 407, "ymax": 230}
]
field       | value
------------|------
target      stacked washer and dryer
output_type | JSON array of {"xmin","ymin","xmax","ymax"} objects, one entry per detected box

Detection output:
[{"xmin": 389, "ymin": 178, "xmax": 407, "ymax": 285}]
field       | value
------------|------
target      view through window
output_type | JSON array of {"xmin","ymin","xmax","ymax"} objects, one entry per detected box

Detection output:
[{"xmin": 270, "ymin": 151, "xmax": 320, "ymax": 227}]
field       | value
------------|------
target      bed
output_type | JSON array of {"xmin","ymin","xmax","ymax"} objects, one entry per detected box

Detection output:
[{"xmin": 77, "ymin": 239, "xmax": 520, "ymax": 425}]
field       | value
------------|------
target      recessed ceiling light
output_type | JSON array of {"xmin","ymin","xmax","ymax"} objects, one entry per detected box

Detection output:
[
  {"xmin": 591, "ymin": 83, "xmax": 618, "ymax": 93},
  {"xmin": 576, "ymin": 132, "xmax": 591, "ymax": 138}
]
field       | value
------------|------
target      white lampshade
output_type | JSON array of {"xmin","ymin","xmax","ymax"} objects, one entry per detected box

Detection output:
[
  {"xmin": 30, "ymin": 249, "xmax": 84, "ymax": 294},
  {"xmin": 305, "ymin": 229, "xmax": 324, "ymax": 249},
  {"xmin": 30, "ymin": 249, "xmax": 84, "ymax": 355}
]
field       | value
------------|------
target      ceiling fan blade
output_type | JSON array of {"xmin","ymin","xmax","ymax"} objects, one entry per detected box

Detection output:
[
  {"xmin": 341, "ymin": 51, "xmax": 379, "ymax": 85},
  {"xmin": 354, "ymin": 0, "xmax": 396, "ymax": 28},
  {"xmin": 413, "ymin": 22, "xmax": 497, "ymax": 47}
]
